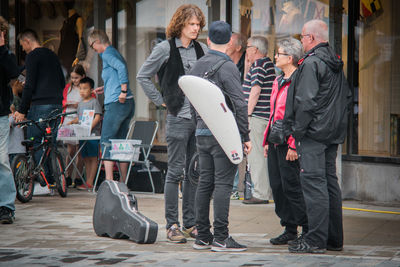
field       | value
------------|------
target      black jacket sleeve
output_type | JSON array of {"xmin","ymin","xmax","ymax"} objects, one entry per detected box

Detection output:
[
  {"xmin": 0, "ymin": 45, "xmax": 18, "ymax": 115},
  {"xmin": 18, "ymin": 52, "xmax": 38, "ymax": 114},
  {"xmin": 0, "ymin": 45, "xmax": 18, "ymax": 80}
]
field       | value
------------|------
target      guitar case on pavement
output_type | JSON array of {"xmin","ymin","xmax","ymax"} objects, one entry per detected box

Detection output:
[{"xmin": 93, "ymin": 180, "xmax": 158, "ymax": 244}]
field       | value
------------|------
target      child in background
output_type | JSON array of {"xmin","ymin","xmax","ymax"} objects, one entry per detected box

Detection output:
[
  {"xmin": 9, "ymin": 75, "xmax": 26, "ymax": 163},
  {"xmin": 68, "ymin": 77, "xmax": 102, "ymax": 190},
  {"xmin": 62, "ymin": 64, "xmax": 85, "ymax": 186}
]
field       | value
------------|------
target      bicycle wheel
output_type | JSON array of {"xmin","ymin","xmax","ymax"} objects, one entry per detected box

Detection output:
[
  {"xmin": 50, "ymin": 150, "xmax": 67, "ymax": 197},
  {"xmin": 11, "ymin": 154, "xmax": 35, "ymax": 203}
]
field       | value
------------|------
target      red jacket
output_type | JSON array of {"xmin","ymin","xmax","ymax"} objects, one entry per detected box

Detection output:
[
  {"xmin": 263, "ymin": 75, "xmax": 296, "ymax": 150},
  {"xmin": 62, "ymin": 83, "xmax": 71, "ymax": 112}
]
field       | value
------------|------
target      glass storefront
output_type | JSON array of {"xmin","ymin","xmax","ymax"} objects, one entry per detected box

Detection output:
[
  {"xmin": 355, "ymin": 0, "xmax": 400, "ymax": 157},
  {"xmin": 132, "ymin": 0, "xmax": 209, "ymax": 144},
  {"xmin": 1, "ymin": 0, "xmax": 399, "ymax": 160}
]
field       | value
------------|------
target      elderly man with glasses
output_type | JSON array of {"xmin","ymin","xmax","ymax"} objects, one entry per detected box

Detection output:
[
  {"xmin": 285, "ymin": 19, "xmax": 351, "ymax": 254},
  {"xmin": 242, "ymin": 36, "xmax": 275, "ymax": 205}
]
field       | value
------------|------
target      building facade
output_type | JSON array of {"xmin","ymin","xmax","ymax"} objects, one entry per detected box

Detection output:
[{"xmin": 1, "ymin": 0, "xmax": 399, "ymax": 203}]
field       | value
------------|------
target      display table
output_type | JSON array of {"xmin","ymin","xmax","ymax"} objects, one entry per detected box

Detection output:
[{"xmin": 57, "ymin": 135, "xmax": 101, "ymax": 188}]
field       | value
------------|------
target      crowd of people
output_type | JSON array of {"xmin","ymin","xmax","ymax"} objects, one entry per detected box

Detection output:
[{"xmin": 0, "ymin": 3, "xmax": 350, "ymax": 255}]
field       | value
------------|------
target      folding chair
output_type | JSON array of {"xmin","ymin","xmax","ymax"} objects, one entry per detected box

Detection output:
[{"xmin": 93, "ymin": 120, "xmax": 159, "ymax": 193}]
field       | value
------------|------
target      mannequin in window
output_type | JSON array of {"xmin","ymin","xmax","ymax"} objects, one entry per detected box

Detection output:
[
  {"xmin": 58, "ymin": 3, "xmax": 84, "ymax": 75},
  {"xmin": 278, "ymin": 1, "xmax": 303, "ymax": 35}
]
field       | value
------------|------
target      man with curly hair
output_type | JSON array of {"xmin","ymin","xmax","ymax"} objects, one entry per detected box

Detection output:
[{"xmin": 137, "ymin": 4, "xmax": 207, "ymax": 243}]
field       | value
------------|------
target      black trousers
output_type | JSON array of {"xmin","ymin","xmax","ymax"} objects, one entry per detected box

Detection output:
[
  {"xmin": 195, "ymin": 136, "xmax": 237, "ymax": 242},
  {"xmin": 296, "ymin": 137, "xmax": 343, "ymax": 248},
  {"xmin": 268, "ymin": 144, "xmax": 307, "ymax": 234}
]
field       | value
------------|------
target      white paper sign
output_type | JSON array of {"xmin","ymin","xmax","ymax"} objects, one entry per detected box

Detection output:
[{"xmin": 80, "ymin": 109, "xmax": 95, "ymax": 136}]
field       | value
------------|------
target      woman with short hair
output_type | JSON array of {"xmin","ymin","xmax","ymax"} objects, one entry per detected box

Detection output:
[
  {"xmin": 263, "ymin": 38, "xmax": 308, "ymax": 246},
  {"xmin": 88, "ymin": 29, "xmax": 135, "ymax": 183}
]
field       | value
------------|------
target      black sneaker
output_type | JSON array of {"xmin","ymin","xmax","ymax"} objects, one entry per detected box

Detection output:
[
  {"xmin": 287, "ymin": 233, "xmax": 304, "ymax": 246},
  {"xmin": 326, "ymin": 244, "xmax": 343, "ymax": 251},
  {"xmin": 211, "ymin": 236, "xmax": 247, "ymax": 252},
  {"xmin": 193, "ymin": 236, "xmax": 213, "ymax": 250},
  {"xmin": 0, "ymin": 207, "xmax": 15, "ymax": 224},
  {"xmin": 288, "ymin": 238, "xmax": 326, "ymax": 254},
  {"xmin": 270, "ymin": 231, "xmax": 297, "ymax": 245}
]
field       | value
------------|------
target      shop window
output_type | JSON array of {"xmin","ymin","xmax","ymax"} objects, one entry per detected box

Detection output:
[
  {"xmin": 128, "ymin": 0, "xmax": 209, "ymax": 145},
  {"xmin": 232, "ymin": 0, "xmax": 329, "ymax": 55},
  {"xmin": 356, "ymin": 0, "xmax": 400, "ymax": 157},
  {"xmin": 14, "ymin": 0, "xmax": 97, "ymax": 76}
]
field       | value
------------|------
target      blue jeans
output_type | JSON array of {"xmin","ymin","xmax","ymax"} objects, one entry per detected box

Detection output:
[
  {"xmin": 101, "ymin": 99, "xmax": 135, "ymax": 158},
  {"xmin": 0, "ymin": 116, "xmax": 16, "ymax": 211},
  {"xmin": 27, "ymin": 104, "xmax": 62, "ymax": 182}
]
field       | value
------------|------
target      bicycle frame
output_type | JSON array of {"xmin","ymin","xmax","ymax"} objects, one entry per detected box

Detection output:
[
  {"xmin": 25, "ymin": 139, "xmax": 56, "ymax": 188},
  {"xmin": 16, "ymin": 111, "xmax": 75, "ymax": 188}
]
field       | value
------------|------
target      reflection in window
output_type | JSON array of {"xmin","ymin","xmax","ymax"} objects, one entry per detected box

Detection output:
[
  {"xmin": 358, "ymin": 0, "xmax": 400, "ymax": 157},
  {"xmin": 233, "ymin": 0, "xmax": 329, "ymax": 61},
  {"xmin": 133, "ymin": 1, "xmax": 209, "ymax": 144}
]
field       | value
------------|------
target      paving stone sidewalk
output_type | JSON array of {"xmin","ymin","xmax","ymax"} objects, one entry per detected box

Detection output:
[{"xmin": 1, "ymin": 189, "xmax": 399, "ymax": 266}]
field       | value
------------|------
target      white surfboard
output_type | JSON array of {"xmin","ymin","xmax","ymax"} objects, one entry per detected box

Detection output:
[{"xmin": 178, "ymin": 75, "xmax": 243, "ymax": 164}]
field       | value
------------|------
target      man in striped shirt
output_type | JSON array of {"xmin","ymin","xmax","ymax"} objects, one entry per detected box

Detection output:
[{"xmin": 242, "ymin": 36, "xmax": 276, "ymax": 204}]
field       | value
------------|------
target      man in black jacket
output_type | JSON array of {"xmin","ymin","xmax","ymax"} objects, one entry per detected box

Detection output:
[
  {"xmin": 287, "ymin": 19, "xmax": 351, "ymax": 254},
  {"xmin": 0, "ymin": 17, "xmax": 18, "ymax": 224},
  {"xmin": 14, "ymin": 29, "xmax": 65, "ymax": 184},
  {"xmin": 189, "ymin": 21, "xmax": 251, "ymax": 252}
]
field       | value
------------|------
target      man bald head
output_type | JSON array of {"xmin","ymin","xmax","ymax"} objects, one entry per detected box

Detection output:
[{"xmin": 301, "ymin": 19, "xmax": 328, "ymax": 52}]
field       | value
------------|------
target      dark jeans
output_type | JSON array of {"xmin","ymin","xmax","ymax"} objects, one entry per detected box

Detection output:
[
  {"xmin": 27, "ymin": 104, "xmax": 62, "ymax": 182},
  {"xmin": 268, "ymin": 144, "xmax": 307, "ymax": 234},
  {"xmin": 296, "ymin": 137, "xmax": 343, "ymax": 248},
  {"xmin": 195, "ymin": 136, "xmax": 237, "ymax": 241},
  {"xmin": 164, "ymin": 115, "xmax": 197, "ymax": 229}
]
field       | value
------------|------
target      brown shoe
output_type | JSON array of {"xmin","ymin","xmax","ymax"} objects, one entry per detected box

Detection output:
[
  {"xmin": 182, "ymin": 225, "xmax": 198, "ymax": 239},
  {"xmin": 242, "ymin": 197, "xmax": 269, "ymax": 204},
  {"xmin": 166, "ymin": 224, "xmax": 187, "ymax": 243}
]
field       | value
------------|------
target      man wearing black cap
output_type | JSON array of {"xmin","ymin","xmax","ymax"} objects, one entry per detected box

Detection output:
[{"xmin": 189, "ymin": 21, "xmax": 251, "ymax": 252}]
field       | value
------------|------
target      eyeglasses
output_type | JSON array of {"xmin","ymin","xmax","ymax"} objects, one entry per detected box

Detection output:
[
  {"xmin": 276, "ymin": 52, "xmax": 290, "ymax": 57},
  {"xmin": 90, "ymin": 40, "xmax": 98, "ymax": 49},
  {"xmin": 300, "ymin": 34, "xmax": 311, "ymax": 40}
]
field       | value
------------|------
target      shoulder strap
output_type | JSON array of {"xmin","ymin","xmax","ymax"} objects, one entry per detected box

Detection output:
[
  {"xmin": 202, "ymin": 59, "xmax": 237, "ymax": 116},
  {"xmin": 203, "ymin": 59, "xmax": 227, "ymax": 79}
]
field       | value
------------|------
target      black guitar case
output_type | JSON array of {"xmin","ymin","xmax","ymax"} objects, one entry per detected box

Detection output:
[{"xmin": 93, "ymin": 180, "xmax": 158, "ymax": 244}]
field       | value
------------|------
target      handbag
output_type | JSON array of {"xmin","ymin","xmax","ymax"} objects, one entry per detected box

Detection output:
[
  {"xmin": 268, "ymin": 81, "xmax": 286, "ymax": 145},
  {"xmin": 268, "ymin": 119, "xmax": 285, "ymax": 144}
]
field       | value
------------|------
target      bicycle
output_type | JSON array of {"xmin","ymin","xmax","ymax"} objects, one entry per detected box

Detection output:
[{"xmin": 11, "ymin": 111, "xmax": 74, "ymax": 203}]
